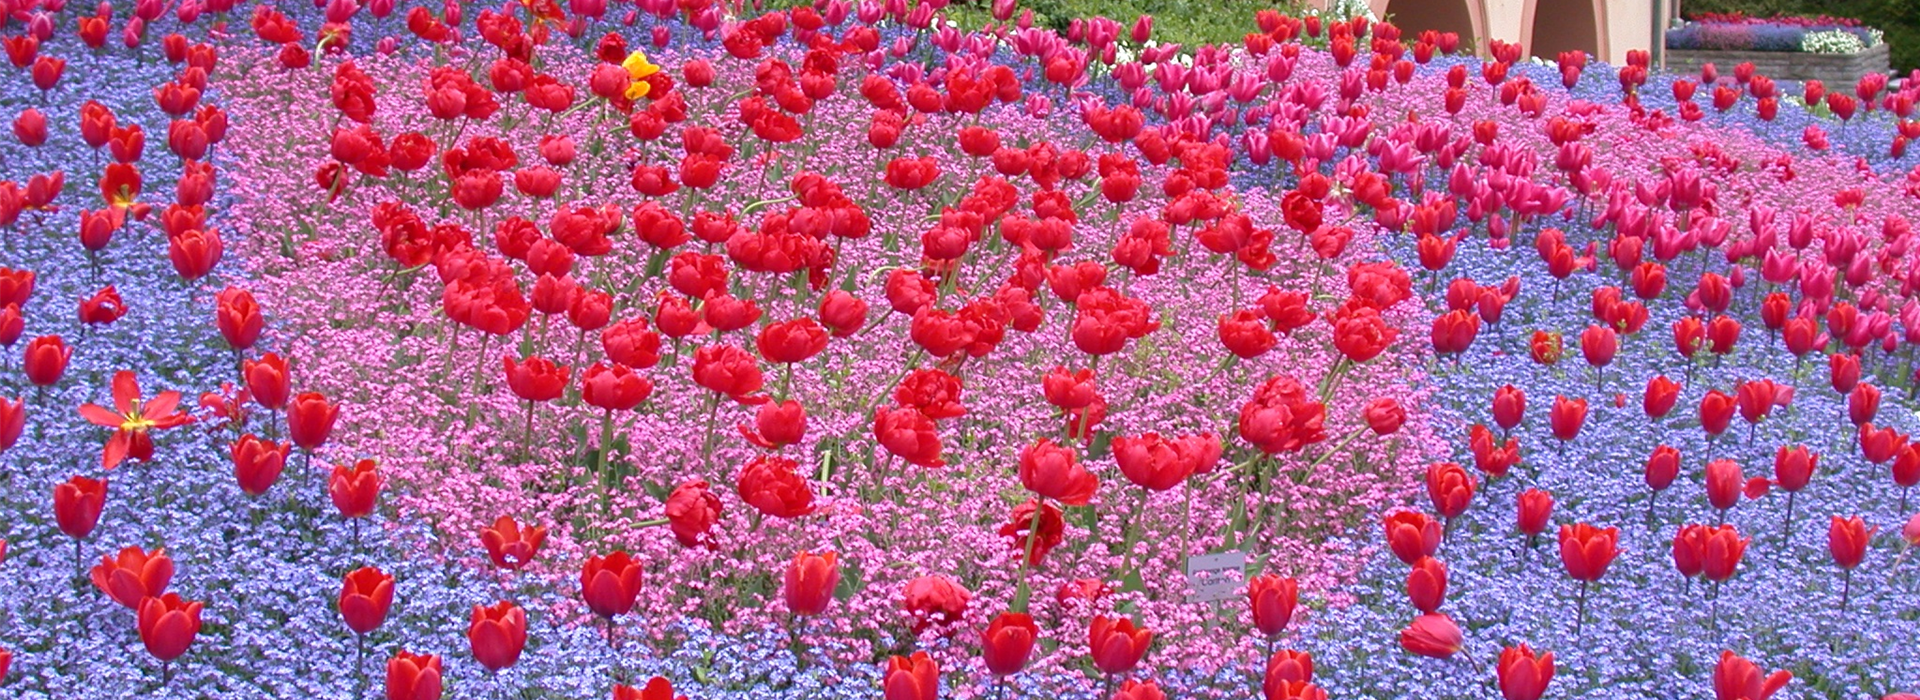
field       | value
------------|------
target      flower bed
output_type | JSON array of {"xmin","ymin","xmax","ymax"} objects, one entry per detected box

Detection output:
[{"xmin": 2, "ymin": 1, "xmax": 1920, "ymax": 699}]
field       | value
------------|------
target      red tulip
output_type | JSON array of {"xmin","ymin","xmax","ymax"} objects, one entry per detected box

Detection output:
[
  {"xmin": 1406, "ymin": 556, "xmax": 1447, "ymax": 613},
  {"xmin": 215, "ymin": 287, "xmax": 263, "ymax": 350},
  {"xmin": 1425, "ymin": 462, "xmax": 1475, "ymax": 519},
  {"xmin": 1247, "ymin": 573, "xmax": 1298, "ymax": 636},
  {"xmin": 581, "ymin": 363, "xmax": 653, "ymax": 411},
  {"xmin": 1644, "ymin": 375, "xmax": 1681, "ymax": 418},
  {"xmin": 1559, "ymin": 523, "xmax": 1620, "ymax": 582},
  {"xmin": 1698, "ymin": 390, "xmax": 1735, "ymax": 437},
  {"xmin": 663, "ymin": 480, "xmax": 721, "ymax": 548},
  {"xmin": 1384, "ymin": 511, "xmax": 1442, "ymax": 564},
  {"xmin": 1705, "ymin": 459, "xmax": 1745, "ymax": 515},
  {"xmin": 1364, "ymin": 398, "xmax": 1405, "ymax": 435},
  {"xmin": 54, "ymin": 475, "xmax": 107, "ymax": 540},
  {"xmin": 1497, "ymin": 644, "xmax": 1555, "ymax": 700},
  {"xmin": 882, "ymin": 651, "xmax": 938, "ymax": 700},
  {"xmin": 757, "ymin": 318, "xmax": 829, "ymax": 364},
  {"xmin": 137, "ymin": 593, "xmax": 202, "ymax": 663},
  {"xmin": 818, "ymin": 290, "xmax": 869, "ymax": 337},
  {"xmin": 91, "ymin": 546, "xmax": 174, "ymax": 609},
  {"xmin": 737, "ymin": 455, "xmax": 816, "ymax": 518},
  {"xmin": 386, "ymin": 650, "xmax": 443, "ymax": 700},
  {"xmin": 1001, "ymin": 500, "xmax": 1066, "ymax": 564},
  {"xmin": 469, "ymin": 601, "xmax": 528, "ymax": 671},
  {"xmin": 784, "ymin": 550, "xmax": 839, "ymax": 616},
  {"xmin": 1112, "ymin": 680, "xmax": 1167, "ymax": 700},
  {"xmin": 1516, "ymin": 489, "xmax": 1553, "ymax": 539},
  {"xmin": 229, "ymin": 434, "xmax": 289, "ymax": 497},
  {"xmin": 480, "ymin": 516, "xmax": 547, "ymax": 571},
  {"xmin": 1701, "ymin": 524, "xmax": 1750, "ymax": 582},
  {"xmin": 0, "ymin": 396, "xmax": 23, "ymax": 454},
  {"xmin": 580, "ymin": 551, "xmax": 644, "ymax": 618},
  {"xmin": 1491, "ymin": 385, "xmax": 1525, "ymax": 430},
  {"xmin": 981, "ymin": 612, "xmax": 1039, "ymax": 675},
  {"xmin": 1548, "ymin": 396, "xmax": 1586, "ymax": 442},
  {"xmin": 1829, "ymin": 515, "xmax": 1874, "ymax": 570},
  {"xmin": 1850, "ymin": 384, "xmax": 1882, "ymax": 427},
  {"xmin": 1398, "ymin": 613, "xmax": 1462, "ymax": 658},
  {"xmin": 1579, "ymin": 324, "xmax": 1616, "ymax": 367},
  {"xmin": 1862, "ymin": 423, "xmax": 1908, "ymax": 464},
  {"xmin": 1713, "ymin": 650, "xmax": 1791, "ymax": 700},
  {"xmin": 1112, "ymin": 433, "xmax": 1196, "ymax": 491},
  {"xmin": 613, "ymin": 677, "xmax": 686, "ymax": 700},
  {"xmin": 329, "ymin": 459, "xmax": 381, "ymax": 518},
  {"xmin": 1645, "ymin": 444, "xmax": 1681, "ymax": 492},
  {"xmin": 1019, "ymin": 438, "xmax": 1097, "ymax": 506},
  {"xmin": 242, "ymin": 353, "xmax": 291, "ymax": 410},
  {"xmin": 1264, "ymin": 649, "xmax": 1315, "ymax": 691},
  {"xmin": 1088, "ymin": 615, "xmax": 1152, "ymax": 674},
  {"xmin": 503, "ymin": 355, "xmax": 570, "ymax": 403},
  {"xmin": 339, "ymin": 566, "xmax": 395, "ymax": 635},
  {"xmin": 286, "ymin": 392, "xmax": 340, "ymax": 450}
]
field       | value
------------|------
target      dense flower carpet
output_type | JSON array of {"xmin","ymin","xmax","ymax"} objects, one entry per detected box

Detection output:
[{"xmin": 1, "ymin": 0, "xmax": 1918, "ymax": 697}]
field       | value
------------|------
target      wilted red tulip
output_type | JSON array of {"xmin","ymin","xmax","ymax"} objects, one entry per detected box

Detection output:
[
  {"xmin": 1497, "ymin": 644, "xmax": 1555, "ymax": 700},
  {"xmin": 480, "ymin": 516, "xmax": 547, "ymax": 571},
  {"xmin": 883, "ymin": 651, "xmax": 938, "ymax": 700},
  {"xmin": 581, "ymin": 551, "xmax": 644, "ymax": 620},
  {"xmin": 229, "ymin": 434, "xmax": 289, "ymax": 497},
  {"xmin": 1399, "ymin": 613, "xmax": 1462, "ymax": 658},
  {"xmin": 1088, "ymin": 615, "xmax": 1152, "ymax": 675},
  {"xmin": 286, "ymin": 392, "xmax": 340, "ymax": 451},
  {"xmin": 1247, "ymin": 573, "xmax": 1298, "ymax": 637},
  {"xmin": 1713, "ymin": 650, "xmax": 1791, "ymax": 700},
  {"xmin": 339, "ymin": 566, "xmax": 395, "ymax": 635},
  {"xmin": 78, "ymin": 371, "xmax": 190, "ymax": 469},
  {"xmin": 91, "ymin": 546, "xmax": 174, "ymax": 609},
  {"xmin": 137, "ymin": 593, "xmax": 202, "ymax": 664},
  {"xmin": 982, "ymin": 612, "xmax": 1040, "ymax": 675},
  {"xmin": 386, "ymin": 650, "xmax": 443, "ymax": 700},
  {"xmin": 902, "ymin": 575, "xmax": 971, "ymax": 633},
  {"xmin": 469, "ymin": 601, "xmax": 528, "ymax": 671},
  {"xmin": 784, "ymin": 550, "xmax": 840, "ymax": 616},
  {"xmin": 329, "ymin": 459, "xmax": 381, "ymax": 519},
  {"xmin": 78, "ymin": 286, "xmax": 128, "ymax": 326}
]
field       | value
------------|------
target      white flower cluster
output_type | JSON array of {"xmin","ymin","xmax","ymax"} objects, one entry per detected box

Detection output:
[{"xmin": 1801, "ymin": 29, "xmax": 1866, "ymax": 54}]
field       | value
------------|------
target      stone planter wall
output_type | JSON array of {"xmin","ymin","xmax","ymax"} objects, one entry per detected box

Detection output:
[{"xmin": 1663, "ymin": 42, "xmax": 1890, "ymax": 87}]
